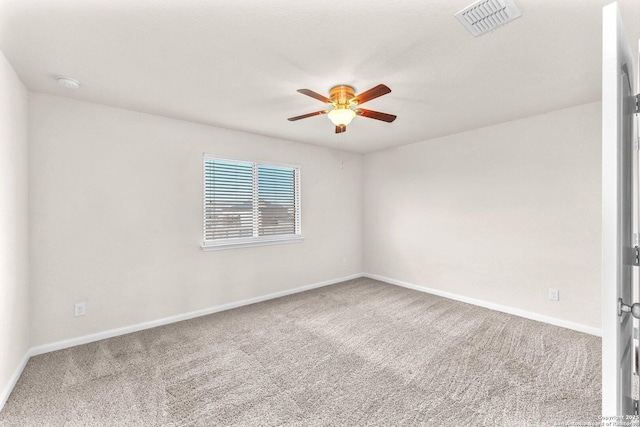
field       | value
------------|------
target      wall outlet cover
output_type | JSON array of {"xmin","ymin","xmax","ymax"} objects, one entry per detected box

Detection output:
[
  {"xmin": 548, "ymin": 288, "xmax": 559, "ymax": 301},
  {"xmin": 74, "ymin": 302, "xmax": 86, "ymax": 316}
]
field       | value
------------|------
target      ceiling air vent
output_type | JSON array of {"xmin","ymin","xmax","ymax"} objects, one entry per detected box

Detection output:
[{"xmin": 455, "ymin": 0, "xmax": 522, "ymax": 37}]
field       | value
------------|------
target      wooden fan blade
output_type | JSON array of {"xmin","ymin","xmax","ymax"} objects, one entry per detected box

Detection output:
[
  {"xmin": 297, "ymin": 89, "xmax": 332, "ymax": 104},
  {"xmin": 351, "ymin": 84, "xmax": 391, "ymax": 105},
  {"xmin": 356, "ymin": 109, "xmax": 397, "ymax": 123},
  {"xmin": 335, "ymin": 125, "xmax": 346, "ymax": 134},
  {"xmin": 287, "ymin": 110, "xmax": 328, "ymax": 121}
]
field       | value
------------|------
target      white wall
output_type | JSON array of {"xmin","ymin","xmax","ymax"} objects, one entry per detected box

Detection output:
[
  {"xmin": 363, "ymin": 102, "xmax": 602, "ymax": 330},
  {"xmin": 29, "ymin": 93, "xmax": 362, "ymax": 346},
  {"xmin": 0, "ymin": 51, "xmax": 29, "ymax": 402}
]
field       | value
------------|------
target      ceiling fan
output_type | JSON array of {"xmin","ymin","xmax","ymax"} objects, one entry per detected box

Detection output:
[{"xmin": 287, "ymin": 84, "xmax": 397, "ymax": 134}]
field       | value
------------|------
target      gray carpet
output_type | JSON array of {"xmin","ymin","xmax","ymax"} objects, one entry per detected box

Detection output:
[{"xmin": 0, "ymin": 278, "xmax": 601, "ymax": 426}]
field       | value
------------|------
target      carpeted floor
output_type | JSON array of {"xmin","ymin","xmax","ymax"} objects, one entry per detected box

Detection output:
[{"xmin": 0, "ymin": 278, "xmax": 601, "ymax": 426}]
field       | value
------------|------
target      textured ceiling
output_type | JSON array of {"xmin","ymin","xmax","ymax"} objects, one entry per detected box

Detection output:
[{"xmin": 1, "ymin": 0, "xmax": 639, "ymax": 153}]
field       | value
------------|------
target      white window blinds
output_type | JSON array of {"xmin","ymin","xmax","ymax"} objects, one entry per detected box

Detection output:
[{"xmin": 203, "ymin": 156, "xmax": 301, "ymax": 249}]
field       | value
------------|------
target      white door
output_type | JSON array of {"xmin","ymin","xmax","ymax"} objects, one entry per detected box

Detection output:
[{"xmin": 602, "ymin": 1, "xmax": 637, "ymax": 417}]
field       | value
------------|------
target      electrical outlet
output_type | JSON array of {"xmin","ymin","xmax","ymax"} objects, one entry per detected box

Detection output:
[
  {"xmin": 548, "ymin": 289, "xmax": 559, "ymax": 302},
  {"xmin": 342, "ymin": 258, "xmax": 348, "ymax": 266},
  {"xmin": 74, "ymin": 302, "xmax": 86, "ymax": 317}
]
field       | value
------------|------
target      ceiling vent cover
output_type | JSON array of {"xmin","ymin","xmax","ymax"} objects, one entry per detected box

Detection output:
[{"xmin": 455, "ymin": 0, "xmax": 522, "ymax": 37}]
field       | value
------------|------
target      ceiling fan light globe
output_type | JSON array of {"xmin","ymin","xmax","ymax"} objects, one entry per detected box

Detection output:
[{"xmin": 328, "ymin": 108, "xmax": 356, "ymax": 126}]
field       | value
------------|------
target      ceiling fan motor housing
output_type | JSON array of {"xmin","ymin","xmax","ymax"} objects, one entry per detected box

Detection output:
[{"xmin": 329, "ymin": 85, "xmax": 356, "ymax": 106}]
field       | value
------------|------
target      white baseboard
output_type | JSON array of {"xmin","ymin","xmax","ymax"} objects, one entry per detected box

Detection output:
[
  {"xmin": 0, "ymin": 349, "xmax": 31, "ymax": 412},
  {"xmin": 26, "ymin": 271, "xmax": 602, "ymax": 356},
  {"xmin": 363, "ymin": 273, "xmax": 602, "ymax": 337},
  {"xmin": 30, "ymin": 273, "xmax": 364, "ymax": 357}
]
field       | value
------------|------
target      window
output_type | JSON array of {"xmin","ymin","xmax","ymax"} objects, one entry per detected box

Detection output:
[{"xmin": 202, "ymin": 155, "xmax": 302, "ymax": 250}]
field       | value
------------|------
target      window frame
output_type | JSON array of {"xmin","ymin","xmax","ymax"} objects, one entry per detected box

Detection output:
[{"xmin": 201, "ymin": 154, "xmax": 303, "ymax": 251}]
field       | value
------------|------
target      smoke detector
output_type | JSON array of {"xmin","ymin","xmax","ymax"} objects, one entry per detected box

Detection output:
[
  {"xmin": 455, "ymin": 0, "xmax": 522, "ymax": 37},
  {"xmin": 57, "ymin": 77, "xmax": 80, "ymax": 89}
]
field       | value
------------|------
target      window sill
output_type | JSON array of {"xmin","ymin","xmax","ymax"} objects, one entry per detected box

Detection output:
[{"xmin": 201, "ymin": 235, "xmax": 304, "ymax": 251}]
